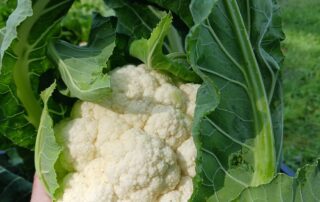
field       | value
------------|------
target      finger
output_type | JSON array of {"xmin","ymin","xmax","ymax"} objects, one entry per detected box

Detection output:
[{"xmin": 30, "ymin": 175, "xmax": 51, "ymax": 202}]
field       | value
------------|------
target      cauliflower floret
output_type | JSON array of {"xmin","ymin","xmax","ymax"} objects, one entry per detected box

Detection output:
[
  {"xmin": 155, "ymin": 84, "xmax": 187, "ymax": 110},
  {"xmin": 71, "ymin": 101, "xmax": 115, "ymax": 120},
  {"xmin": 111, "ymin": 92, "xmax": 154, "ymax": 114},
  {"xmin": 55, "ymin": 118, "xmax": 97, "ymax": 171},
  {"xmin": 70, "ymin": 101, "xmax": 96, "ymax": 119},
  {"xmin": 106, "ymin": 64, "xmax": 189, "ymax": 115},
  {"xmin": 158, "ymin": 177, "xmax": 193, "ymax": 202},
  {"xmin": 179, "ymin": 84, "xmax": 200, "ymax": 117},
  {"xmin": 111, "ymin": 64, "xmax": 158, "ymax": 99},
  {"xmin": 109, "ymin": 64, "xmax": 160, "ymax": 113},
  {"xmin": 58, "ymin": 159, "xmax": 117, "ymax": 202},
  {"xmin": 177, "ymin": 137, "xmax": 197, "ymax": 177},
  {"xmin": 100, "ymin": 129, "xmax": 181, "ymax": 202},
  {"xmin": 96, "ymin": 114, "xmax": 130, "ymax": 148},
  {"xmin": 120, "ymin": 113, "xmax": 149, "ymax": 129},
  {"xmin": 57, "ymin": 173, "xmax": 85, "ymax": 202},
  {"xmin": 57, "ymin": 64, "xmax": 199, "ymax": 202},
  {"xmin": 144, "ymin": 106, "xmax": 192, "ymax": 149},
  {"xmin": 82, "ymin": 159, "xmax": 117, "ymax": 202}
]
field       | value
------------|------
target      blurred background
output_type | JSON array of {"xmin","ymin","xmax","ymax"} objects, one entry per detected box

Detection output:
[
  {"xmin": 0, "ymin": 0, "xmax": 319, "ymax": 196},
  {"xmin": 279, "ymin": 0, "xmax": 320, "ymax": 170}
]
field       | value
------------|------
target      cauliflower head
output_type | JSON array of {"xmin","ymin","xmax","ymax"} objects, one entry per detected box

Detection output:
[{"xmin": 55, "ymin": 64, "xmax": 199, "ymax": 202}]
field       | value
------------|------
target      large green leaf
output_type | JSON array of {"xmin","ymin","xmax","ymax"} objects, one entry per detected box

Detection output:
[
  {"xmin": 48, "ymin": 15, "xmax": 116, "ymax": 102},
  {"xmin": 232, "ymin": 159, "xmax": 320, "ymax": 202},
  {"xmin": 187, "ymin": 0, "xmax": 284, "ymax": 201},
  {"xmin": 34, "ymin": 82, "xmax": 61, "ymax": 199},
  {"xmin": 130, "ymin": 13, "xmax": 200, "ymax": 82},
  {"xmin": 0, "ymin": 0, "xmax": 74, "ymax": 149},
  {"xmin": 0, "ymin": 166, "xmax": 32, "ymax": 202}
]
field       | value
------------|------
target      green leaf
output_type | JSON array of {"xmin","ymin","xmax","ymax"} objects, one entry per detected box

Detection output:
[
  {"xmin": 0, "ymin": 166, "xmax": 32, "ymax": 202},
  {"xmin": 104, "ymin": 0, "xmax": 162, "ymax": 39},
  {"xmin": 232, "ymin": 159, "xmax": 320, "ymax": 202},
  {"xmin": 0, "ymin": 147, "xmax": 35, "ymax": 189},
  {"xmin": 187, "ymin": 0, "xmax": 284, "ymax": 201},
  {"xmin": 34, "ymin": 82, "xmax": 61, "ymax": 199},
  {"xmin": 104, "ymin": 0, "xmax": 166, "ymax": 69},
  {"xmin": 108, "ymin": 33, "xmax": 141, "ymax": 69},
  {"xmin": 145, "ymin": 0, "xmax": 193, "ymax": 27},
  {"xmin": 190, "ymin": 0, "xmax": 216, "ymax": 24},
  {"xmin": 48, "ymin": 15, "xmax": 116, "ymax": 102},
  {"xmin": 104, "ymin": 0, "xmax": 189, "ymax": 68},
  {"xmin": 0, "ymin": 136, "xmax": 13, "ymax": 150},
  {"xmin": 145, "ymin": 1, "xmax": 190, "ymax": 53},
  {"xmin": 191, "ymin": 75, "xmax": 221, "ymax": 200},
  {"xmin": 0, "ymin": 0, "xmax": 17, "ymax": 29},
  {"xmin": 0, "ymin": 0, "xmax": 33, "ymax": 69},
  {"xmin": 59, "ymin": 0, "xmax": 115, "ymax": 44},
  {"xmin": 0, "ymin": 28, "xmax": 5, "ymax": 44},
  {"xmin": 130, "ymin": 13, "xmax": 200, "ymax": 82},
  {"xmin": 0, "ymin": 0, "xmax": 74, "ymax": 149}
]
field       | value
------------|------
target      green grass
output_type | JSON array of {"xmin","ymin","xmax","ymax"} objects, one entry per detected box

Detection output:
[{"xmin": 279, "ymin": 0, "xmax": 320, "ymax": 170}]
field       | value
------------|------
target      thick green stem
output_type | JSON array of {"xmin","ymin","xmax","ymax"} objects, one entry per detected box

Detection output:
[
  {"xmin": 12, "ymin": 0, "xmax": 50, "ymax": 128},
  {"xmin": 225, "ymin": 0, "xmax": 276, "ymax": 186},
  {"xmin": 13, "ymin": 54, "xmax": 42, "ymax": 128}
]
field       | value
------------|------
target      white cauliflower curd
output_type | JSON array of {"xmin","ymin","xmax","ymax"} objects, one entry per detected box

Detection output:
[{"xmin": 55, "ymin": 64, "xmax": 199, "ymax": 202}]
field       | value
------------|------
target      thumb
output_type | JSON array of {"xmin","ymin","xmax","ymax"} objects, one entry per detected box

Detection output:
[{"xmin": 30, "ymin": 175, "xmax": 51, "ymax": 202}]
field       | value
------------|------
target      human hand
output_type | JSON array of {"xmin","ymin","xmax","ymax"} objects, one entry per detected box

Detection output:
[{"xmin": 30, "ymin": 175, "xmax": 51, "ymax": 202}]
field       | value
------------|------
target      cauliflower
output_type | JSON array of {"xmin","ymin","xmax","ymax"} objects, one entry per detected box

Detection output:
[
  {"xmin": 144, "ymin": 106, "xmax": 192, "ymax": 149},
  {"xmin": 177, "ymin": 138, "xmax": 197, "ymax": 177},
  {"xmin": 159, "ymin": 177, "xmax": 194, "ymax": 202},
  {"xmin": 55, "ymin": 64, "xmax": 200, "ymax": 202}
]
